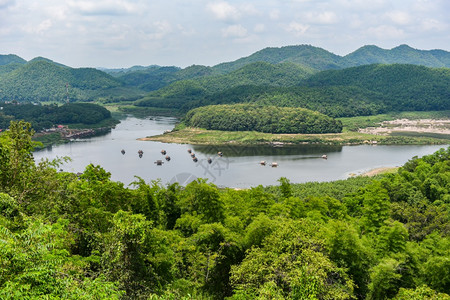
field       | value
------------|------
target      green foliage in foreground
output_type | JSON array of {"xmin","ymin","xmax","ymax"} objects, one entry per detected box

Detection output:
[
  {"xmin": 183, "ymin": 104, "xmax": 343, "ymax": 134},
  {"xmin": 0, "ymin": 120, "xmax": 449, "ymax": 299}
]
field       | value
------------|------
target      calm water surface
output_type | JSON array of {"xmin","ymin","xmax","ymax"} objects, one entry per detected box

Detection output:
[{"xmin": 33, "ymin": 116, "xmax": 448, "ymax": 188}]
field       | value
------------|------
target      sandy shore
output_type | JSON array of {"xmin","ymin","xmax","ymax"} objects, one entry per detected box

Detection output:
[
  {"xmin": 360, "ymin": 167, "xmax": 399, "ymax": 177},
  {"xmin": 359, "ymin": 119, "xmax": 450, "ymax": 135}
]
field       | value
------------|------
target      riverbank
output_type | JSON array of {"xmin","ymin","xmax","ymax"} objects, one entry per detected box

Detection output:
[
  {"xmin": 140, "ymin": 126, "xmax": 449, "ymax": 146},
  {"xmin": 360, "ymin": 167, "xmax": 399, "ymax": 177},
  {"xmin": 33, "ymin": 118, "xmax": 119, "ymax": 149}
]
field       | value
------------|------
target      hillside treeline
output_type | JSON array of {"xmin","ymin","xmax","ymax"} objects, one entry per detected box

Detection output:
[
  {"xmin": 183, "ymin": 104, "xmax": 343, "ymax": 134},
  {"xmin": 1, "ymin": 121, "xmax": 449, "ymax": 299},
  {"xmin": 0, "ymin": 60, "xmax": 142, "ymax": 103},
  {"xmin": 135, "ymin": 64, "xmax": 450, "ymax": 118},
  {"xmin": 0, "ymin": 102, "xmax": 112, "ymax": 131}
]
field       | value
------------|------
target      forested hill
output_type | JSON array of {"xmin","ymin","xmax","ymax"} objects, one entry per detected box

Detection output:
[
  {"xmin": 116, "ymin": 65, "xmax": 219, "ymax": 92},
  {"xmin": 0, "ymin": 54, "xmax": 26, "ymax": 65},
  {"xmin": 213, "ymin": 44, "xmax": 450, "ymax": 73},
  {"xmin": 0, "ymin": 102, "xmax": 113, "ymax": 131},
  {"xmin": 136, "ymin": 62, "xmax": 315, "ymax": 106},
  {"xmin": 343, "ymin": 44, "xmax": 450, "ymax": 67},
  {"xmin": 213, "ymin": 44, "xmax": 343, "ymax": 73},
  {"xmin": 134, "ymin": 63, "xmax": 449, "ymax": 116},
  {"xmin": 0, "ymin": 59, "xmax": 143, "ymax": 102},
  {"xmin": 304, "ymin": 64, "xmax": 450, "ymax": 111},
  {"xmin": 183, "ymin": 104, "xmax": 343, "ymax": 134}
]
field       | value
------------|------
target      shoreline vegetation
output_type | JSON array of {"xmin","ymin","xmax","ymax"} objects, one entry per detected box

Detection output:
[{"xmin": 140, "ymin": 112, "xmax": 450, "ymax": 146}]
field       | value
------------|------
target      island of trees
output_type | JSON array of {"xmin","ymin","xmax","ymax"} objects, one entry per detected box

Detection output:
[
  {"xmin": 0, "ymin": 120, "xmax": 449, "ymax": 299},
  {"xmin": 183, "ymin": 104, "xmax": 343, "ymax": 134}
]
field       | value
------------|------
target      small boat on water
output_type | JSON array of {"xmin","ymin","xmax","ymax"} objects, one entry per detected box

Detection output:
[
  {"xmin": 260, "ymin": 161, "xmax": 266, "ymax": 166},
  {"xmin": 165, "ymin": 155, "xmax": 171, "ymax": 161},
  {"xmin": 161, "ymin": 150, "xmax": 167, "ymax": 155},
  {"xmin": 154, "ymin": 160, "xmax": 164, "ymax": 165},
  {"xmin": 271, "ymin": 162, "xmax": 278, "ymax": 167},
  {"xmin": 218, "ymin": 151, "xmax": 223, "ymax": 157}
]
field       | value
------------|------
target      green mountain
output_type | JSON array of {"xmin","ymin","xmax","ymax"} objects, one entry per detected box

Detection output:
[
  {"xmin": 211, "ymin": 44, "xmax": 450, "ymax": 74},
  {"xmin": 213, "ymin": 45, "xmax": 343, "ymax": 73},
  {"xmin": 100, "ymin": 64, "xmax": 162, "ymax": 76},
  {"xmin": 116, "ymin": 65, "xmax": 218, "ymax": 92},
  {"xmin": 184, "ymin": 85, "xmax": 387, "ymax": 118},
  {"xmin": 343, "ymin": 44, "xmax": 450, "ymax": 68},
  {"xmin": 305, "ymin": 64, "xmax": 450, "ymax": 111},
  {"xmin": 0, "ymin": 59, "xmax": 143, "ymax": 102},
  {"xmin": 135, "ymin": 63, "xmax": 449, "ymax": 116},
  {"xmin": 0, "ymin": 54, "xmax": 26, "ymax": 66},
  {"xmin": 135, "ymin": 62, "xmax": 316, "ymax": 109}
]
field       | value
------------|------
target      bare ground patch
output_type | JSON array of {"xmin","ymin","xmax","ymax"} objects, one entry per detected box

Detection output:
[{"xmin": 359, "ymin": 119, "xmax": 450, "ymax": 135}]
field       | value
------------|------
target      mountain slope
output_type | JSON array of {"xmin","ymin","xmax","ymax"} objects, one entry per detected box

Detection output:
[
  {"xmin": 0, "ymin": 54, "xmax": 26, "ymax": 66},
  {"xmin": 305, "ymin": 64, "xmax": 450, "ymax": 111},
  {"xmin": 212, "ymin": 44, "xmax": 450, "ymax": 74},
  {"xmin": 343, "ymin": 44, "xmax": 450, "ymax": 68},
  {"xmin": 0, "ymin": 60, "xmax": 137, "ymax": 102},
  {"xmin": 136, "ymin": 62, "xmax": 316, "ymax": 108},
  {"xmin": 213, "ymin": 45, "xmax": 343, "ymax": 73}
]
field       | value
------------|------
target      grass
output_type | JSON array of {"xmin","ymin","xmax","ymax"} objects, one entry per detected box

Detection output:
[
  {"xmin": 141, "ymin": 127, "xmax": 449, "ymax": 146},
  {"xmin": 143, "ymin": 110, "xmax": 450, "ymax": 146}
]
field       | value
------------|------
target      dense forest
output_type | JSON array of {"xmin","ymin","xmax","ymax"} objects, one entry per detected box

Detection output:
[
  {"xmin": 134, "ymin": 64, "xmax": 450, "ymax": 117},
  {"xmin": 305, "ymin": 64, "xmax": 450, "ymax": 112},
  {"xmin": 181, "ymin": 85, "xmax": 387, "ymax": 118},
  {"xmin": 1, "ymin": 45, "xmax": 449, "ymax": 119},
  {"xmin": 213, "ymin": 44, "xmax": 450, "ymax": 73},
  {"xmin": 135, "ymin": 62, "xmax": 316, "ymax": 108},
  {"xmin": 183, "ymin": 104, "xmax": 343, "ymax": 134},
  {"xmin": 0, "ymin": 102, "xmax": 113, "ymax": 131},
  {"xmin": 0, "ymin": 60, "xmax": 143, "ymax": 103},
  {"xmin": 0, "ymin": 120, "xmax": 449, "ymax": 299}
]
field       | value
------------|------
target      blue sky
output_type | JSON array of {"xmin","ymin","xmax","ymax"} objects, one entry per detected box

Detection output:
[{"xmin": 1, "ymin": 0, "xmax": 449, "ymax": 68}]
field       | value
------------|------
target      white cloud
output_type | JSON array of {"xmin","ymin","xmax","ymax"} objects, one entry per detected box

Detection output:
[
  {"xmin": 367, "ymin": 25, "xmax": 405, "ymax": 39},
  {"xmin": 385, "ymin": 11, "xmax": 411, "ymax": 25},
  {"xmin": 207, "ymin": 1, "xmax": 239, "ymax": 21},
  {"xmin": 222, "ymin": 24, "xmax": 247, "ymax": 38},
  {"xmin": 37, "ymin": 19, "xmax": 53, "ymax": 33},
  {"xmin": 420, "ymin": 18, "xmax": 447, "ymax": 31},
  {"xmin": 146, "ymin": 20, "xmax": 173, "ymax": 40},
  {"xmin": 336, "ymin": 0, "xmax": 387, "ymax": 10},
  {"xmin": 68, "ymin": 0, "xmax": 138, "ymax": 16},
  {"xmin": 254, "ymin": 24, "xmax": 265, "ymax": 33},
  {"xmin": 286, "ymin": 22, "xmax": 310, "ymax": 36},
  {"xmin": 0, "ymin": 0, "xmax": 14, "ymax": 9},
  {"xmin": 305, "ymin": 11, "xmax": 338, "ymax": 24},
  {"xmin": 269, "ymin": 9, "xmax": 280, "ymax": 20}
]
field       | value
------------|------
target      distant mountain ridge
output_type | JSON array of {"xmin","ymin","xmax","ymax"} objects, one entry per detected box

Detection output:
[
  {"xmin": 213, "ymin": 44, "xmax": 450, "ymax": 72},
  {"xmin": 0, "ymin": 59, "xmax": 141, "ymax": 102},
  {"xmin": 0, "ymin": 54, "xmax": 27, "ymax": 66},
  {"xmin": 1, "ymin": 44, "xmax": 449, "ymax": 104}
]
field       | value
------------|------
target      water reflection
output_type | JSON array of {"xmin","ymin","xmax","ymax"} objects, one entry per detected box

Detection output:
[{"xmin": 192, "ymin": 144, "xmax": 343, "ymax": 157}]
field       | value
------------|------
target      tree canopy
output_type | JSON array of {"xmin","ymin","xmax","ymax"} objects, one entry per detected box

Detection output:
[{"xmin": 0, "ymin": 120, "xmax": 449, "ymax": 299}]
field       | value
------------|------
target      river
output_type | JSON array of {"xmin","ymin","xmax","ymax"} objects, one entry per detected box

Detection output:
[{"xmin": 33, "ymin": 116, "xmax": 448, "ymax": 188}]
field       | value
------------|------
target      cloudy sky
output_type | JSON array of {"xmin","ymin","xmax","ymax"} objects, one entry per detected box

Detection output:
[{"xmin": 1, "ymin": 0, "xmax": 449, "ymax": 68}]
